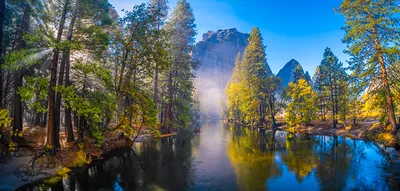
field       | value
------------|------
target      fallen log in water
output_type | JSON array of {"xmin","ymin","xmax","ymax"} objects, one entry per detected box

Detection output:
[{"xmin": 159, "ymin": 133, "xmax": 177, "ymax": 138}]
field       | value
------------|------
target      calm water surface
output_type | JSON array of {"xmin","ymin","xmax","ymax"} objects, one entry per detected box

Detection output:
[{"xmin": 18, "ymin": 121, "xmax": 400, "ymax": 191}]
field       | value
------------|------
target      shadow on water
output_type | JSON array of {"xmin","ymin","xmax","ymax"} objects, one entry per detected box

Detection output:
[{"xmin": 17, "ymin": 121, "xmax": 400, "ymax": 191}]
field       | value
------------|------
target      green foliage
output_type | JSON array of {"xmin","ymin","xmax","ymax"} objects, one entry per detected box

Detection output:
[
  {"xmin": 161, "ymin": 0, "xmax": 198, "ymax": 129},
  {"xmin": 338, "ymin": 0, "xmax": 400, "ymax": 131},
  {"xmin": 77, "ymin": 25, "xmax": 110, "ymax": 54},
  {"xmin": 226, "ymin": 27, "xmax": 277, "ymax": 125},
  {"xmin": 313, "ymin": 48, "xmax": 348, "ymax": 125},
  {"xmin": 74, "ymin": 61, "xmax": 113, "ymax": 89},
  {"xmin": 293, "ymin": 64, "xmax": 306, "ymax": 84},
  {"xmin": 56, "ymin": 60, "xmax": 116, "ymax": 145},
  {"xmin": 57, "ymin": 85, "xmax": 115, "ymax": 145},
  {"xmin": 116, "ymin": 87, "xmax": 157, "ymax": 139},
  {"xmin": 18, "ymin": 77, "xmax": 49, "ymax": 113},
  {"xmin": 286, "ymin": 79, "xmax": 318, "ymax": 126},
  {"xmin": 4, "ymin": 49, "xmax": 37, "ymax": 71}
]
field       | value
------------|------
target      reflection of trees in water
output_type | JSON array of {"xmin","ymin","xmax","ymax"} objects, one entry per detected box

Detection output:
[
  {"xmin": 312, "ymin": 136, "xmax": 394, "ymax": 190},
  {"xmin": 225, "ymin": 124, "xmax": 397, "ymax": 191},
  {"xmin": 280, "ymin": 133, "xmax": 319, "ymax": 183},
  {"xmin": 227, "ymin": 126, "xmax": 282, "ymax": 190},
  {"xmin": 313, "ymin": 136, "xmax": 351, "ymax": 190},
  {"xmin": 22, "ymin": 125, "xmax": 399, "ymax": 191},
  {"xmin": 22, "ymin": 129, "xmax": 196, "ymax": 191},
  {"xmin": 137, "ymin": 129, "xmax": 196, "ymax": 190}
]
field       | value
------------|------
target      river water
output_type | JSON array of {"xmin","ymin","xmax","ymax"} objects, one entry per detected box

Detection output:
[{"xmin": 18, "ymin": 121, "xmax": 400, "ymax": 190}]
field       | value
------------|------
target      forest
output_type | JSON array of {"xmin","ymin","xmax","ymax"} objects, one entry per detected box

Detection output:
[
  {"xmin": 225, "ymin": 0, "xmax": 400, "ymax": 146},
  {"xmin": 0, "ymin": 0, "xmax": 201, "ymax": 155},
  {"xmin": 0, "ymin": 0, "xmax": 399, "ymax": 189}
]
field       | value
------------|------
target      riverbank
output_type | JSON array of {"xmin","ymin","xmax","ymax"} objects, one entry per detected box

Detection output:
[
  {"xmin": 0, "ymin": 125, "xmax": 160, "ymax": 191},
  {"xmin": 280, "ymin": 120, "xmax": 399, "ymax": 147}
]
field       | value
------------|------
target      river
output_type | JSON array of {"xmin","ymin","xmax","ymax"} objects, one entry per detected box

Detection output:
[{"xmin": 18, "ymin": 121, "xmax": 400, "ymax": 190}]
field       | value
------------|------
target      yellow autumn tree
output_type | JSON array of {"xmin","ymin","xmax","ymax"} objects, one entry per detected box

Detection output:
[{"xmin": 285, "ymin": 79, "xmax": 318, "ymax": 126}]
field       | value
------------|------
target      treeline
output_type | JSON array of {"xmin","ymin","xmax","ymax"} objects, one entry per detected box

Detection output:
[
  {"xmin": 226, "ymin": 0, "xmax": 399, "ymax": 136},
  {"xmin": 0, "ymin": 0, "xmax": 199, "ymax": 152}
]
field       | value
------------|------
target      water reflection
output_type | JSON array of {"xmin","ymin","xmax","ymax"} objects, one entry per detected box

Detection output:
[
  {"xmin": 18, "ymin": 121, "xmax": 400, "ymax": 191},
  {"xmin": 227, "ymin": 128, "xmax": 282, "ymax": 190}
]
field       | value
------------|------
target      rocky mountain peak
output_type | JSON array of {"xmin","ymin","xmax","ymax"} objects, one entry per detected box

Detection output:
[
  {"xmin": 192, "ymin": 28, "xmax": 250, "ymax": 119},
  {"xmin": 277, "ymin": 59, "xmax": 304, "ymax": 89}
]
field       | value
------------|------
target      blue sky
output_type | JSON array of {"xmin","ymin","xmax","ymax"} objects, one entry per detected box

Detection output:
[{"xmin": 109, "ymin": 0, "xmax": 349, "ymax": 76}]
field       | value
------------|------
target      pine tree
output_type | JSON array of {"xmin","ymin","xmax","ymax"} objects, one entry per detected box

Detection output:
[
  {"xmin": 0, "ymin": 0, "xmax": 4, "ymax": 108},
  {"xmin": 149, "ymin": 0, "xmax": 169, "ymax": 116},
  {"xmin": 226, "ymin": 52, "xmax": 243, "ymax": 120},
  {"xmin": 62, "ymin": 0, "xmax": 79, "ymax": 143},
  {"xmin": 229, "ymin": 52, "xmax": 243, "ymax": 84},
  {"xmin": 162, "ymin": 0, "xmax": 197, "ymax": 132},
  {"xmin": 12, "ymin": 2, "xmax": 31, "ymax": 136},
  {"xmin": 240, "ymin": 27, "xmax": 271, "ymax": 124},
  {"xmin": 225, "ymin": 27, "xmax": 273, "ymax": 125},
  {"xmin": 338, "ymin": 0, "xmax": 399, "ymax": 134},
  {"xmin": 293, "ymin": 64, "xmax": 305, "ymax": 84},
  {"xmin": 47, "ymin": 0, "xmax": 71, "ymax": 149},
  {"xmin": 313, "ymin": 48, "xmax": 348, "ymax": 128},
  {"xmin": 313, "ymin": 66, "xmax": 329, "ymax": 121}
]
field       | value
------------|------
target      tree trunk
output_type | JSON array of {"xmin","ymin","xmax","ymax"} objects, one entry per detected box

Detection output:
[
  {"xmin": 117, "ymin": 49, "xmax": 129, "ymax": 92},
  {"xmin": 47, "ymin": 0, "xmax": 70, "ymax": 149},
  {"xmin": 330, "ymin": 87, "xmax": 336, "ymax": 128},
  {"xmin": 163, "ymin": 71, "xmax": 174, "ymax": 133},
  {"xmin": 54, "ymin": 52, "xmax": 65, "ymax": 145},
  {"xmin": 373, "ymin": 27, "xmax": 397, "ymax": 134},
  {"xmin": 61, "ymin": 7, "xmax": 77, "ymax": 143},
  {"xmin": 269, "ymin": 97, "xmax": 276, "ymax": 127},
  {"xmin": 153, "ymin": 62, "xmax": 159, "ymax": 110},
  {"xmin": 12, "ymin": 70, "xmax": 23, "ymax": 132},
  {"xmin": 364, "ymin": 1, "xmax": 397, "ymax": 134},
  {"xmin": 3, "ymin": 71, "xmax": 9, "ymax": 107},
  {"xmin": 12, "ymin": 3, "xmax": 30, "ymax": 134},
  {"xmin": 0, "ymin": 0, "xmax": 5, "ymax": 108},
  {"xmin": 73, "ymin": 113, "xmax": 79, "ymax": 130}
]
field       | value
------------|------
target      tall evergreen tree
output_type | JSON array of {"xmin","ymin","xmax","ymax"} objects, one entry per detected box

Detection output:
[
  {"xmin": 12, "ymin": 0, "xmax": 33, "ymax": 136},
  {"xmin": 0, "ymin": 0, "xmax": 4, "ymax": 108},
  {"xmin": 313, "ymin": 48, "xmax": 348, "ymax": 128},
  {"xmin": 313, "ymin": 66, "xmax": 329, "ymax": 121},
  {"xmin": 149, "ymin": 0, "xmax": 168, "ymax": 115},
  {"xmin": 226, "ymin": 52, "xmax": 243, "ymax": 120},
  {"xmin": 162, "ymin": 0, "xmax": 197, "ymax": 132},
  {"xmin": 226, "ymin": 27, "xmax": 274, "ymax": 126},
  {"xmin": 47, "ymin": 0, "xmax": 70, "ymax": 149},
  {"xmin": 62, "ymin": 0, "xmax": 80, "ymax": 142},
  {"xmin": 293, "ymin": 64, "xmax": 305, "ymax": 84},
  {"xmin": 338, "ymin": 0, "xmax": 399, "ymax": 134},
  {"xmin": 241, "ymin": 27, "xmax": 271, "ymax": 124}
]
